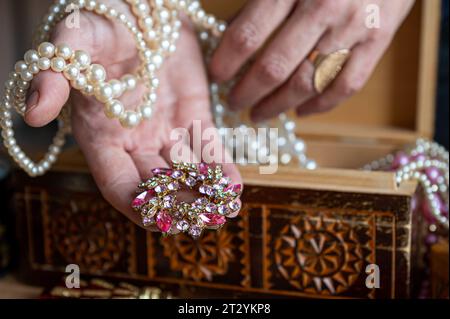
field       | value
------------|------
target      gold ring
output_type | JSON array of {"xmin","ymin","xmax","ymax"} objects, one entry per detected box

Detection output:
[{"xmin": 309, "ymin": 49, "xmax": 351, "ymax": 93}]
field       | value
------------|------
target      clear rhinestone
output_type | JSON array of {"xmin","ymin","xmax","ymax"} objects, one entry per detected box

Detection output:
[
  {"xmin": 142, "ymin": 216, "xmax": 154, "ymax": 227},
  {"xmin": 229, "ymin": 201, "xmax": 241, "ymax": 212},
  {"xmin": 154, "ymin": 185, "xmax": 167, "ymax": 193},
  {"xmin": 176, "ymin": 220, "xmax": 189, "ymax": 232},
  {"xmin": 199, "ymin": 185, "xmax": 207, "ymax": 194},
  {"xmin": 218, "ymin": 205, "xmax": 230, "ymax": 215},
  {"xmin": 185, "ymin": 177, "xmax": 196, "ymax": 187},
  {"xmin": 168, "ymin": 181, "xmax": 179, "ymax": 191},
  {"xmin": 189, "ymin": 225, "xmax": 202, "ymax": 238},
  {"xmin": 206, "ymin": 203, "xmax": 217, "ymax": 213},
  {"xmin": 171, "ymin": 170, "xmax": 183, "ymax": 179}
]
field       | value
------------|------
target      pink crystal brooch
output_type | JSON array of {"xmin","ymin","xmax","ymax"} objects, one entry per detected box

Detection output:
[{"xmin": 132, "ymin": 161, "xmax": 242, "ymax": 239}]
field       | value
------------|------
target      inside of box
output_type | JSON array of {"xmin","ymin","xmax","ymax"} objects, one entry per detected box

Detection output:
[
  {"xmin": 204, "ymin": 0, "xmax": 430, "ymax": 170},
  {"xmin": 204, "ymin": 1, "xmax": 424, "ymax": 135}
]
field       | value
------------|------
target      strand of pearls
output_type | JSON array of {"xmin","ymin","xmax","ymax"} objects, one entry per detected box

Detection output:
[
  {"xmin": 1, "ymin": 0, "xmax": 183, "ymax": 176},
  {"xmin": 363, "ymin": 139, "xmax": 449, "ymax": 229},
  {"xmin": 178, "ymin": 1, "xmax": 315, "ymax": 169}
]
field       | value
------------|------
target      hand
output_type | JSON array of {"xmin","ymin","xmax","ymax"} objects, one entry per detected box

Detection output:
[
  {"xmin": 210, "ymin": 0, "xmax": 415, "ymax": 121},
  {"xmin": 24, "ymin": 0, "xmax": 241, "ymax": 228}
]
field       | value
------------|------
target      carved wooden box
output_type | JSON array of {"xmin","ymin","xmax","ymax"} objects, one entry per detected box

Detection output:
[{"xmin": 12, "ymin": 164, "xmax": 420, "ymax": 299}]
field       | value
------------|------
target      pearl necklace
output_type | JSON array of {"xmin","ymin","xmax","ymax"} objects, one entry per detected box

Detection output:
[{"xmin": 363, "ymin": 138, "xmax": 449, "ymax": 229}]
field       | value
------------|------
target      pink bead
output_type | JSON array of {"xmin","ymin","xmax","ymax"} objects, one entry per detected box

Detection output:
[
  {"xmin": 156, "ymin": 211, "xmax": 173, "ymax": 233},
  {"xmin": 392, "ymin": 152, "xmax": 410, "ymax": 169},
  {"xmin": 411, "ymin": 154, "xmax": 427, "ymax": 162},
  {"xmin": 425, "ymin": 167, "xmax": 441, "ymax": 185}
]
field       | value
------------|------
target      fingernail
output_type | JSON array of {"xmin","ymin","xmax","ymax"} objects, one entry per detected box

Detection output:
[{"xmin": 25, "ymin": 90, "xmax": 40, "ymax": 114}]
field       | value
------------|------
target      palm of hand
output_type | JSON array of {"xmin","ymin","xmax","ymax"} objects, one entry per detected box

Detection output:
[{"xmin": 25, "ymin": 9, "xmax": 240, "ymax": 226}]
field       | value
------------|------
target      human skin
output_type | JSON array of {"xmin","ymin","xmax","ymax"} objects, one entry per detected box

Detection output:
[
  {"xmin": 210, "ymin": 0, "xmax": 415, "ymax": 121},
  {"xmin": 24, "ymin": 0, "xmax": 241, "ymax": 229}
]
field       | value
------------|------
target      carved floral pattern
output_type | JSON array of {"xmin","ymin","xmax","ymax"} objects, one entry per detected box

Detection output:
[
  {"xmin": 161, "ymin": 225, "xmax": 236, "ymax": 282},
  {"xmin": 47, "ymin": 199, "xmax": 129, "ymax": 272},
  {"xmin": 274, "ymin": 215, "xmax": 371, "ymax": 295}
]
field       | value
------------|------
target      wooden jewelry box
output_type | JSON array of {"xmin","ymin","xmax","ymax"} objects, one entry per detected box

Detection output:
[{"xmin": 5, "ymin": 0, "xmax": 442, "ymax": 299}]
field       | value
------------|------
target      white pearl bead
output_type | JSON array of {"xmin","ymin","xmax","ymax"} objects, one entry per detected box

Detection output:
[
  {"xmin": 152, "ymin": 54, "xmax": 163, "ymax": 67},
  {"xmin": 95, "ymin": 3, "xmax": 107, "ymax": 14},
  {"xmin": 20, "ymin": 70, "xmax": 33, "ymax": 81},
  {"xmin": 139, "ymin": 103, "xmax": 153, "ymax": 119},
  {"xmin": 56, "ymin": 43, "xmax": 73, "ymax": 60},
  {"xmin": 71, "ymin": 73, "xmax": 87, "ymax": 90},
  {"xmin": 28, "ymin": 63, "xmax": 40, "ymax": 75},
  {"xmin": 88, "ymin": 64, "xmax": 106, "ymax": 83},
  {"xmin": 50, "ymin": 57, "xmax": 66, "ymax": 72},
  {"xmin": 15, "ymin": 61, "xmax": 28, "ymax": 73},
  {"xmin": 5, "ymin": 80, "xmax": 15, "ymax": 90},
  {"xmin": 94, "ymin": 83, "xmax": 113, "ymax": 102},
  {"xmin": 82, "ymin": 84, "xmax": 94, "ymax": 96},
  {"xmin": 38, "ymin": 42, "xmax": 56, "ymax": 58},
  {"xmin": 146, "ymin": 92, "xmax": 157, "ymax": 103},
  {"xmin": 122, "ymin": 75, "xmax": 137, "ymax": 90},
  {"xmin": 120, "ymin": 111, "xmax": 141, "ymax": 128},
  {"xmin": 38, "ymin": 57, "xmax": 51, "ymax": 70},
  {"xmin": 71, "ymin": 50, "xmax": 91, "ymax": 70},
  {"xmin": 85, "ymin": 0, "xmax": 97, "ymax": 10},
  {"xmin": 109, "ymin": 79, "xmax": 124, "ymax": 98},
  {"xmin": 63, "ymin": 63, "xmax": 80, "ymax": 80},
  {"xmin": 104, "ymin": 100, "xmax": 124, "ymax": 118},
  {"xmin": 24, "ymin": 50, "xmax": 40, "ymax": 64}
]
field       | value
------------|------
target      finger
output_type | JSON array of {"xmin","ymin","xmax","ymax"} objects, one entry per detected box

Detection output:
[
  {"xmin": 24, "ymin": 13, "xmax": 99, "ymax": 127},
  {"xmin": 129, "ymin": 151, "xmax": 168, "ymax": 180},
  {"xmin": 128, "ymin": 151, "xmax": 169, "ymax": 232},
  {"xmin": 79, "ymin": 141, "xmax": 143, "ymax": 227},
  {"xmin": 251, "ymin": 61, "xmax": 315, "ymax": 122},
  {"xmin": 190, "ymin": 119, "xmax": 242, "ymax": 186},
  {"xmin": 296, "ymin": 38, "xmax": 388, "ymax": 116},
  {"xmin": 209, "ymin": 0, "xmax": 296, "ymax": 82},
  {"xmin": 24, "ymin": 71, "xmax": 71, "ymax": 127},
  {"xmin": 251, "ymin": 20, "xmax": 365, "ymax": 122},
  {"xmin": 228, "ymin": 3, "xmax": 329, "ymax": 111},
  {"xmin": 161, "ymin": 140, "xmax": 200, "ymax": 164}
]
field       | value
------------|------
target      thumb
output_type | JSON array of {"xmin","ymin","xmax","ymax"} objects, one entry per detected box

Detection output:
[
  {"xmin": 24, "ymin": 12, "xmax": 97, "ymax": 127},
  {"xmin": 24, "ymin": 70, "xmax": 71, "ymax": 127}
]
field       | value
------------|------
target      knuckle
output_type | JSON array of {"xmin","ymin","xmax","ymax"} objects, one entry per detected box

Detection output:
[
  {"xmin": 315, "ymin": 0, "xmax": 338, "ymax": 11},
  {"xmin": 229, "ymin": 21, "xmax": 259, "ymax": 54},
  {"xmin": 257, "ymin": 55, "xmax": 289, "ymax": 84},
  {"xmin": 314, "ymin": 0, "xmax": 340, "ymax": 16},
  {"xmin": 290, "ymin": 70, "xmax": 314, "ymax": 94}
]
